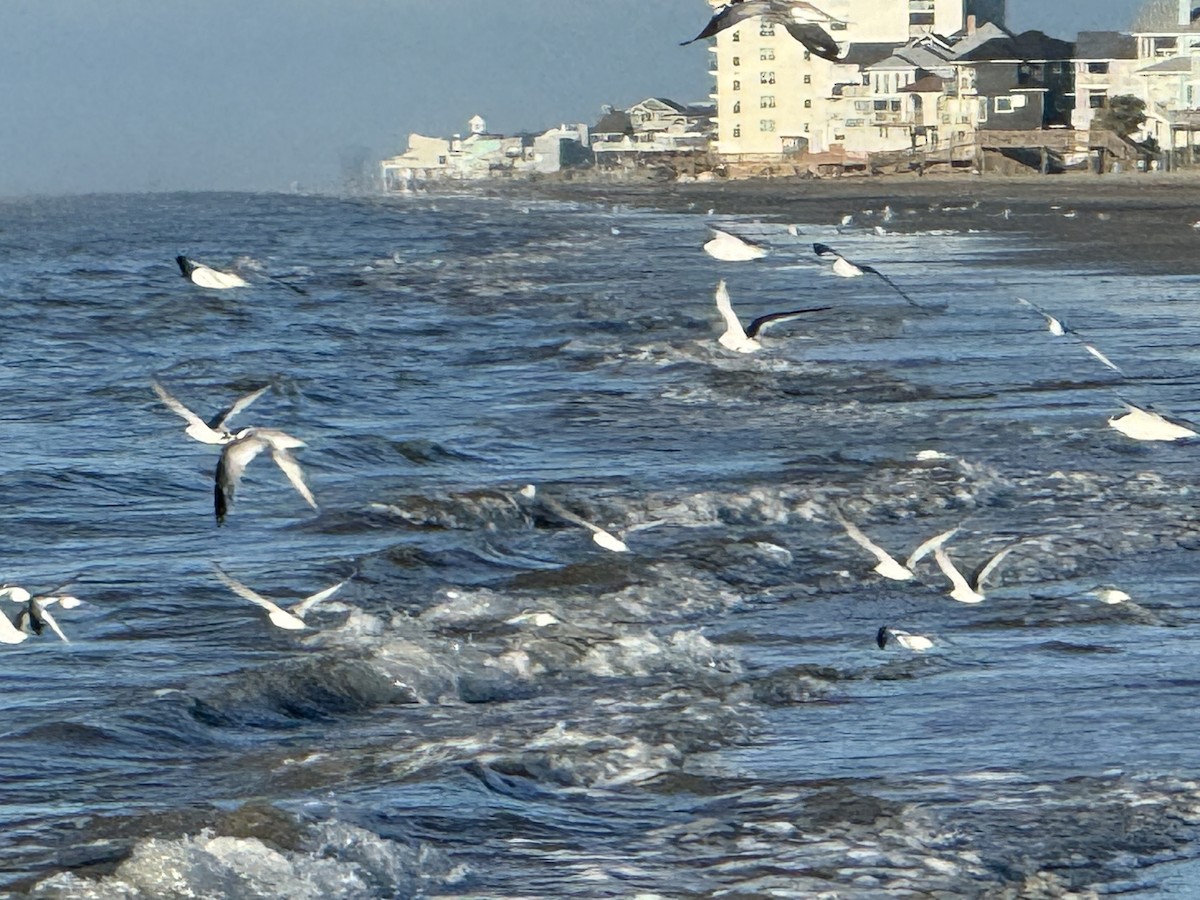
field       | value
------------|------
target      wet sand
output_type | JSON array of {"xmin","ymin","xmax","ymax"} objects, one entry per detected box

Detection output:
[{"xmin": 494, "ymin": 171, "xmax": 1200, "ymax": 275}]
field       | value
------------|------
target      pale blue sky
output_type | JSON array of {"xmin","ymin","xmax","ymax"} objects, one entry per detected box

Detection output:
[{"xmin": 0, "ymin": 0, "xmax": 1145, "ymax": 195}]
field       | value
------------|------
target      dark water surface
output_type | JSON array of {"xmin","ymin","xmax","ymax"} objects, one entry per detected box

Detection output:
[{"xmin": 2, "ymin": 190, "xmax": 1200, "ymax": 898}]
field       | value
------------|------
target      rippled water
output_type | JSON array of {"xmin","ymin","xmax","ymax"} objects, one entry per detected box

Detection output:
[{"xmin": 3, "ymin": 189, "xmax": 1200, "ymax": 898}]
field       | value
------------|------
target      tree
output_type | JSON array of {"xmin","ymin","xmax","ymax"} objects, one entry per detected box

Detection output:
[{"xmin": 1095, "ymin": 95, "xmax": 1148, "ymax": 139}]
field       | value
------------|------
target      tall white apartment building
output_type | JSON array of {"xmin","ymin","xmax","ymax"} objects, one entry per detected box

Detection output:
[{"xmin": 705, "ymin": 0, "xmax": 1006, "ymax": 156}]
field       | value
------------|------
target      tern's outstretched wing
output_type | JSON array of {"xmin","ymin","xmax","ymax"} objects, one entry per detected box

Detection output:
[
  {"xmin": 904, "ymin": 527, "xmax": 959, "ymax": 570},
  {"xmin": 214, "ymin": 434, "xmax": 269, "ymax": 523},
  {"xmin": 681, "ymin": 1, "xmax": 767, "ymax": 44},
  {"xmin": 270, "ymin": 448, "xmax": 318, "ymax": 510},
  {"xmin": 714, "ymin": 280, "xmax": 748, "ymax": 342},
  {"xmin": 782, "ymin": 21, "xmax": 840, "ymax": 60},
  {"xmin": 210, "ymin": 384, "xmax": 271, "ymax": 430},
  {"xmin": 971, "ymin": 542, "xmax": 1022, "ymax": 591},
  {"xmin": 292, "ymin": 575, "xmax": 353, "ymax": 619},
  {"xmin": 833, "ymin": 511, "xmax": 897, "ymax": 568},
  {"xmin": 153, "ymin": 380, "xmax": 226, "ymax": 443},
  {"xmin": 745, "ymin": 305, "xmax": 832, "ymax": 338}
]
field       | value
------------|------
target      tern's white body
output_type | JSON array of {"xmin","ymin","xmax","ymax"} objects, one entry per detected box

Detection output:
[
  {"xmin": 177, "ymin": 255, "xmax": 249, "ymax": 290},
  {"xmin": 1108, "ymin": 404, "xmax": 1197, "ymax": 442},
  {"xmin": 831, "ymin": 256, "xmax": 863, "ymax": 278},
  {"xmin": 704, "ymin": 228, "xmax": 767, "ymax": 262},
  {"xmin": 834, "ymin": 513, "xmax": 957, "ymax": 582},
  {"xmin": 933, "ymin": 543, "xmax": 1022, "ymax": 604},
  {"xmin": 715, "ymin": 280, "xmax": 761, "ymax": 353},
  {"xmin": 878, "ymin": 627, "xmax": 933, "ymax": 652}
]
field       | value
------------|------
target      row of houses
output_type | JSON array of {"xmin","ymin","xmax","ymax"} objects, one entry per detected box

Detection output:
[
  {"xmin": 382, "ymin": 0, "xmax": 1200, "ymax": 188},
  {"xmin": 705, "ymin": 0, "xmax": 1200, "ymax": 170},
  {"xmin": 380, "ymin": 99, "xmax": 714, "ymax": 190}
]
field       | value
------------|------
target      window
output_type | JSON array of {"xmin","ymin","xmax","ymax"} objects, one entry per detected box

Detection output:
[
  {"xmin": 732, "ymin": 100, "xmax": 741, "ymax": 113},
  {"xmin": 804, "ymin": 50, "xmax": 811, "ymax": 60},
  {"xmin": 732, "ymin": 79, "xmax": 740, "ymax": 90},
  {"xmin": 732, "ymin": 56, "xmax": 741, "ymax": 66},
  {"xmin": 863, "ymin": 73, "xmax": 870, "ymax": 85},
  {"xmin": 1089, "ymin": 91, "xmax": 1107, "ymax": 108},
  {"xmin": 438, "ymin": 155, "xmax": 447, "ymax": 164},
  {"xmin": 731, "ymin": 31, "xmax": 740, "ymax": 42},
  {"xmin": 995, "ymin": 96, "xmax": 1013, "ymax": 112},
  {"xmin": 1088, "ymin": 61, "xmax": 1109, "ymax": 74},
  {"xmin": 760, "ymin": 95, "xmax": 775, "ymax": 108},
  {"xmin": 910, "ymin": 12, "xmax": 935, "ymax": 25},
  {"xmin": 803, "ymin": 74, "xmax": 811, "ymax": 84},
  {"xmin": 890, "ymin": 100, "xmax": 901, "ymax": 111},
  {"xmin": 760, "ymin": 47, "xmax": 774, "ymax": 61},
  {"xmin": 760, "ymin": 22, "xmax": 774, "ymax": 36},
  {"xmin": 804, "ymin": 99, "xmax": 812, "ymax": 108},
  {"xmin": 854, "ymin": 101, "xmax": 870, "ymax": 111},
  {"xmin": 760, "ymin": 71, "xmax": 775, "ymax": 84},
  {"xmin": 803, "ymin": 122, "xmax": 810, "ymax": 132},
  {"xmin": 830, "ymin": 21, "xmax": 847, "ymax": 30},
  {"xmin": 733, "ymin": 125, "xmax": 741, "ymax": 137},
  {"xmin": 874, "ymin": 100, "xmax": 887, "ymax": 110},
  {"xmin": 760, "ymin": 119, "xmax": 776, "ymax": 132}
]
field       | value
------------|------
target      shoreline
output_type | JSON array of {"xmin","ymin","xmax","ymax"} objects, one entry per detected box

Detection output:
[{"xmin": 472, "ymin": 171, "xmax": 1200, "ymax": 274}]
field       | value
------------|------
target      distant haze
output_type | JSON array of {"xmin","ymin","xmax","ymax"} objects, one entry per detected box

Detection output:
[{"xmin": 0, "ymin": 0, "xmax": 1146, "ymax": 195}]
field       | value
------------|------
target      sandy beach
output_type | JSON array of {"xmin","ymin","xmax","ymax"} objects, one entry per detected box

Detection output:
[{"xmin": 488, "ymin": 170, "xmax": 1200, "ymax": 275}]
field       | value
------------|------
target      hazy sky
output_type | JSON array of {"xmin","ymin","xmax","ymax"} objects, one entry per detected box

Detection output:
[{"xmin": 0, "ymin": 0, "xmax": 1147, "ymax": 195}]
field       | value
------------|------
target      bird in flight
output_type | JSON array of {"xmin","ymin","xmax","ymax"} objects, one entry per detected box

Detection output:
[
  {"xmin": 152, "ymin": 379, "xmax": 272, "ymax": 445},
  {"xmin": 215, "ymin": 427, "xmax": 317, "ymax": 524},
  {"xmin": 813, "ymin": 242, "xmax": 924, "ymax": 307},
  {"xmin": 212, "ymin": 564, "xmax": 351, "ymax": 630},
  {"xmin": 1016, "ymin": 298, "xmax": 1123, "ymax": 375},
  {"xmin": 832, "ymin": 510, "xmax": 957, "ymax": 582},
  {"xmin": 682, "ymin": 0, "xmax": 843, "ymax": 62},
  {"xmin": 714, "ymin": 279, "xmax": 830, "ymax": 353}
]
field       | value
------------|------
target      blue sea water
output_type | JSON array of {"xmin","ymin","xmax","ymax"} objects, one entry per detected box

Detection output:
[{"xmin": 2, "ymin": 189, "xmax": 1200, "ymax": 897}]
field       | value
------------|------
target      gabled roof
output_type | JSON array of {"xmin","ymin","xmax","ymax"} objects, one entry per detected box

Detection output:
[
  {"xmin": 838, "ymin": 43, "xmax": 901, "ymax": 67},
  {"xmin": 955, "ymin": 29, "xmax": 1074, "ymax": 62},
  {"xmin": 1075, "ymin": 31, "xmax": 1138, "ymax": 59},
  {"xmin": 593, "ymin": 109, "xmax": 632, "ymax": 134},
  {"xmin": 947, "ymin": 21, "xmax": 1013, "ymax": 56}
]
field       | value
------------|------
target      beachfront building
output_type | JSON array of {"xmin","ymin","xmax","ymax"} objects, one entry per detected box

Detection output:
[
  {"xmin": 591, "ymin": 98, "xmax": 714, "ymax": 166},
  {"xmin": 381, "ymin": 115, "xmax": 592, "ymax": 189},
  {"xmin": 1130, "ymin": 0, "xmax": 1200, "ymax": 153},
  {"xmin": 705, "ymin": 0, "xmax": 1007, "ymax": 160},
  {"xmin": 1071, "ymin": 32, "xmax": 1140, "ymax": 134}
]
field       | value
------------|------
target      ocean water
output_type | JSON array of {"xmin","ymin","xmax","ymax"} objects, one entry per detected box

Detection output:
[{"xmin": 2, "ymin": 189, "xmax": 1200, "ymax": 898}]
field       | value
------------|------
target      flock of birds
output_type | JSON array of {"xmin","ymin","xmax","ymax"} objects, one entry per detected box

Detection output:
[
  {"xmin": 3, "ymin": 253, "xmax": 658, "ymax": 645},
  {"xmin": 698, "ymin": 211, "xmax": 1195, "ymax": 651},
  {"xmin": 5, "ymin": 187, "xmax": 1192, "ymax": 656}
]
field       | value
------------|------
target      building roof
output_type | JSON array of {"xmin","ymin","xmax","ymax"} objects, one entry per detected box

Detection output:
[
  {"xmin": 638, "ymin": 97, "xmax": 688, "ymax": 113},
  {"xmin": 899, "ymin": 74, "xmax": 949, "ymax": 92},
  {"xmin": 947, "ymin": 21, "xmax": 1013, "ymax": 56},
  {"xmin": 1138, "ymin": 54, "xmax": 1194, "ymax": 72},
  {"xmin": 955, "ymin": 29, "xmax": 1075, "ymax": 62},
  {"xmin": 593, "ymin": 109, "xmax": 632, "ymax": 135},
  {"xmin": 1131, "ymin": 0, "xmax": 1200, "ymax": 32},
  {"xmin": 839, "ymin": 43, "xmax": 901, "ymax": 67},
  {"xmin": 1075, "ymin": 30, "xmax": 1138, "ymax": 59}
]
